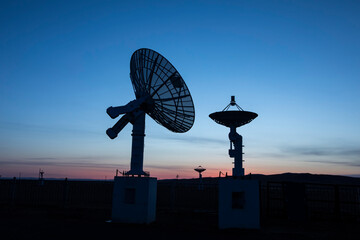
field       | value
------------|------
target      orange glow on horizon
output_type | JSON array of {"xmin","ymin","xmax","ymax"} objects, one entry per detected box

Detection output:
[{"xmin": 2, "ymin": 161, "xmax": 359, "ymax": 180}]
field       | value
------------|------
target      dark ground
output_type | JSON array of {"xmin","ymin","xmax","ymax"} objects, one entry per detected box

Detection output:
[
  {"xmin": 1, "ymin": 174, "xmax": 360, "ymax": 239},
  {"xmin": 1, "ymin": 205, "xmax": 359, "ymax": 240}
]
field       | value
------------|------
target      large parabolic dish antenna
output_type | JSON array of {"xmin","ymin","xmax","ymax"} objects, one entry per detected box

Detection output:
[{"xmin": 106, "ymin": 48, "xmax": 195, "ymax": 176}]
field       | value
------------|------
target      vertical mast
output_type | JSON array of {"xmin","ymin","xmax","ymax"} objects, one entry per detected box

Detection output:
[
  {"xmin": 127, "ymin": 111, "xmax": 146, "ymax": 176},
  {"xmin": 228, "ymin": 126, "xmax": 244, "ymax": 177}
]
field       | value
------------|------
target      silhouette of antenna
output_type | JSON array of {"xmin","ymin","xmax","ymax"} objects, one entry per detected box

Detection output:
[
  {"xmin": 38, "ymin": 168, "xmax": 44, "ymax": 185},
  {"xmin": 194, "ymin": 165, "xmax": 206, "ymax": 178},
  {"xmin": 194, "ymin": 166, "xmax": 206, "ymax": 190},
  {"xmin": 106, "ymin": 48, "xmax": 195, "ymax": 176},
  {"xmin": 38, "ymin": 168, "xmax": 44, "ymax": 179},
  {"xmin": 209, "ymin": 96, "xmax": 257, "ymax": 177}
]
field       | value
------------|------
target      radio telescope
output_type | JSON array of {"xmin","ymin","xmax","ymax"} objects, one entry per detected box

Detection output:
[
  {"xmin": 106, "ymin": 48, "xmax": 195, "ymax": 176},
  {"xmin": 209, "ymin": 96, "xmax": 257, "ymax": 177},
  {"xmin": 194, "ymin": 165, "xmax": 206, "ymax": 179}
]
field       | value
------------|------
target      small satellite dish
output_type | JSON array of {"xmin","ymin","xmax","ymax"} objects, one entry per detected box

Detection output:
[
  {"xmin": 106, "ymin": 48, "xmax": 195, "ymax": 176},
  {"xmin": 194, "ymin": 166, "xmax": 206, "ymax": 190},
  {"xmin": 194, "ymin": 165, "xmax": 206, "ymax": 178},
  {"xmin": 194, "ymin": 166, "xmax": 206, "ymax": 174}
]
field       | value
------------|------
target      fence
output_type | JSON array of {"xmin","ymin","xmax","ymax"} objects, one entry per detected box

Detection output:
[
  {"xmin": 0, "ymin": 178, "xmax": 113, "ymax": 209},
  {"xmin": 157, "ymin": 181, "xmax": 218, "ymax": 212},
  {"xmin": 1, "ymin": 178, "xmax": 359, "ymax": 222},
  {"xmin": 262, "ymin": 182, "xmax": 360, "ymax": 222}
]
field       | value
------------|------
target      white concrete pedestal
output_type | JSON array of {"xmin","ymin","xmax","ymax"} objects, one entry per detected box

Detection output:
[
  {"xmin": 111, "ymin": 176, "xmax": 157, "ymax": 224},
  {"xmin": 218, "ymin": 178, "xmax": 260, "ymax": 229}
]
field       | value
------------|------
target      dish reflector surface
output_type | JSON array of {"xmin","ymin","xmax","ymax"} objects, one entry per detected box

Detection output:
[
  {"xmin": 209, "ymin": 111, "xmax": 258, "ymax": 128},
  {"xmin": 130, "ymin": 48, "xmax": 195, "ymax": 133}
]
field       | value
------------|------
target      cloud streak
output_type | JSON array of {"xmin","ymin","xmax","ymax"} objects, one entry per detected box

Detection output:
[
  {"xmin": 304, "ymin": 159, "xmax": 360, "ymax": 167},
  {"xmin": 151, "ymin": 134, "xmax": 226, "ymax": 145},
  {"xmin": 0, "ymin": 156, "xmax": 127, "ymax": 169},
  {"xmin": 247, "ymin": 144, "xmax": 360, "ymax": 169},
  {"xmin": 282, "ymin": 146, "xmax": 360, "ymax": 158},
  {"xmin": 0, "ymin": 121, "xmax": 102, "ymax": 136},
  {"xmin": 279, "ymin": 145, "xmax": 360, "ymax": 168},
  {"xmin": 0, "ymin": 156, "xmax": 199, "ymax": 173}
]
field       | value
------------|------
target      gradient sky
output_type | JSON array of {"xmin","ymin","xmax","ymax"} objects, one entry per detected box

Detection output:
[{"xmin": 1, "ymin": 0, "xmax": 360, "ymax": 179}]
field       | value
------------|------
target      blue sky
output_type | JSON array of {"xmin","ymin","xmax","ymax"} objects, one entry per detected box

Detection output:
[{"xmin": 1, "ymin": 0, "xmax": 360, "ymax": 179}]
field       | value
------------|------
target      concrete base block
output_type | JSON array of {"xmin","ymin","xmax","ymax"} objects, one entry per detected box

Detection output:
[
  {"xmin": 218, "ymin": 178, "xmax": 260, "ymax": 229},
  {"xmin": 111, "ymin": 176, "xmax": 157, "ymax": 224}
]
